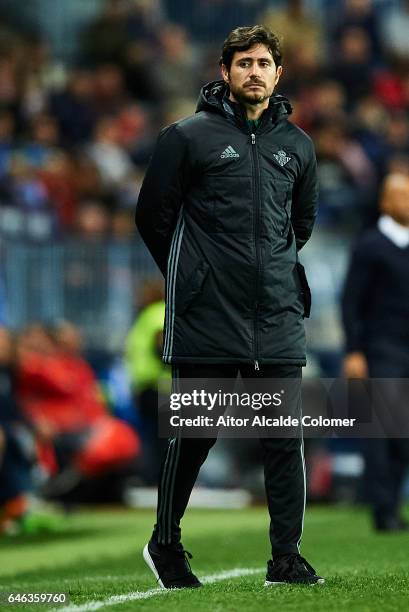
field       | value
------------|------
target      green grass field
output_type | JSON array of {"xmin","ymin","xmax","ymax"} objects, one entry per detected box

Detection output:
[{"xmin": 0, "ymin": 505, "xmax": 408, "ymax": 611}]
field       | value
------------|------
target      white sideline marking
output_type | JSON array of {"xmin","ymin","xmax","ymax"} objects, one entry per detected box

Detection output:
[{"xmin": 54, "ymin": 567, "xmax": 264, "ymax": 612}]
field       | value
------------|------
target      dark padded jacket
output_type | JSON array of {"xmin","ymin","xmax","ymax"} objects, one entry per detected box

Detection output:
[{"xmin": 135, "ymin": 80, "xmax": 318, "ymax": 367}]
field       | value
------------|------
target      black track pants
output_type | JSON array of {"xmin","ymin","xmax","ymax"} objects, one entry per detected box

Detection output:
[{"xmin": 152, "ymin": 364, "xmax": 305, "ymax": 556}]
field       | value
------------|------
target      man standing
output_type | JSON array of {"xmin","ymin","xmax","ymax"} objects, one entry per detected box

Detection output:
[
  {"xmin": 342, "ymin": 171, "xmax": 409, "ymax": 532},
  {"xmin": 136, "ymin": 25, "xmax": 323, "ymax": 588}
]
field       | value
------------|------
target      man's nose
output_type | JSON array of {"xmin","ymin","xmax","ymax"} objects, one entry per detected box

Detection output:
[{"xmin": 249, "ymin": 64, "xmax": 262, "ymax": 79}]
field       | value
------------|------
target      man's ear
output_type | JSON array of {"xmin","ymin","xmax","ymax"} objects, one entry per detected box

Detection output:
[
  {"xmin": 221, "ymin": 63, "xmax": 230, "ymax": 84},
  {"xmin": 275, "ymin": 65, "xmax": 283, "ymax": 86}
]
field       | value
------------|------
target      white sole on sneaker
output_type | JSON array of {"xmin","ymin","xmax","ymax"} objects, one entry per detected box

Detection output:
[
  {"xmin": 265, "ymin": 578, "xmax": 325, "ymax": 586},
  {"xmin": 143, "ymin": 543, "xmax": 165, "ymax": 589}
]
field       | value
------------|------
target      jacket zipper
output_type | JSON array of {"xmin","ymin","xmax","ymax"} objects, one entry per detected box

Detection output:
[{"xmin": 251, "ymin": 132, "xmax": 261, "ymax": 371}]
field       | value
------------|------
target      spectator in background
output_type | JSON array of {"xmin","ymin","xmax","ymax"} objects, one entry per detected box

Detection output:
[
  {"xmin": 294, "ymin": 80, "xmax": 347, "ymax": 133},
  {"xmin": 314, "ymin": 119, "xmax": 376, "ymax": 226},
  {"xmin": 75, "ymin": 200, "xmax": 111, "ymax": 242},
  {"xmin": 93, "ymin": 64, "xmax": 129, "ymax": 116},
  {"xmin": 331, "ymin": 0, "xmax": 382, "ymax": 62},
  {"xmin": 373, "ymin": 67, "xmax": 409, "ymax": 111},
  {"xmin": 15, "ymin": 322, "xmax": 140, "ymax": 499},
  {"xmin": 0, "ymin": 326, "xmax": 62, "ymax": 535},
  {"xmin": 0, "ymin": 326, "xmax": 34, "ymax": 533},
  {"xmin": 38, "ymin": 151, "xmax": 78, "ymax": 231},
  {"xmin": 381, "ymin": 0, "xmax": 409, "ymax": 67},
  {"xmin": 261, "ymin": 0, "xmax": 324, "ymax": 74},
  {"xmin": 153, "ymin": 24, "xmax": 200, "ymax": 101},
  {"xmin": 52, "ymin": 321, "xmax": 113, "ymax": 425},
  {"xmin": 23, "ymin": 113, "xmax": 60, "ymax": 168},
  {"xmin": 330, "ymin": 27, "xmax": 375, "ymax": 106},
  {"xmin": 0, "ymin": 110, "xmax": 14, "ymax": 177},
  {"xmin": 49, "ymin": 69, "xmax": 96, "ymax": 146},
  {"xmin": 0, "ymin": 33, "xmax": 22, "ymax": 117},
  {"xmin": 0, "ymin": 273, "xmax": 7, "ymax": 325},
  {"xmin": 71, "ymin": 155, "xmax": 109, "ymax": 206},
  {"xmin": 81, "ymin": 0, "xmax": 130, "ymax": 66},
  {"xmin": 0, "ymin": 154, "xmax": 57, "ymax": 241},
  {"xmin": 126, "ymin": 0, "xmax": 163, "ymax": 41},
  {"xmin": 165, "ymin": 0, "xmax": 267, "ymax": 43},
  {"xmin": 383, "ymin": 112, "xmax": 409, "ymax": 161},
  {"xmin": 111, "ymin": 208, "xmax": 135, "ymax": 242},
  {"xmin": 88, "ymin": 116, "xmax": 134, "ymax": 187},
  {"xmin": 125, "ymin": 280, "xmax": 169, "ymax": 484},
  {"xmin": 353, "ymin": 95, "xmax": 390, "ymax": 176},
  {"xmin": 81, "ymin": 0, "xmax": 162, "ymax": 103},
  {"xmin": 342, "ymin": 172, "xmax": 409, "ymax": 531}
]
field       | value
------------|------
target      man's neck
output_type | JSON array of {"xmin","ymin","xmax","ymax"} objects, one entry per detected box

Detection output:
[{"xmin": 228, "ymin": 93, "xmax": 269, "ymax": 121}]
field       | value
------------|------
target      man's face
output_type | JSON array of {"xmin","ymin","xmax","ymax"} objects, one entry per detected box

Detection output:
[{"xmin": 221, "ymin": 44, "xmax": 282, "ymax": 106}]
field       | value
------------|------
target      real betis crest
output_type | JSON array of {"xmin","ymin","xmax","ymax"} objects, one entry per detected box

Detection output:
[{"xmin": 273, "ymin": 149, "xmax": 291, "ymax": 167}]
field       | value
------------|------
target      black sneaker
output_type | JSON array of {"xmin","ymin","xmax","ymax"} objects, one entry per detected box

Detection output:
[
  {"xmin": 143, "ymin": 539, "xmax": 202, "ymax": 589},
  {"xmin": 265, "ymin": 554, "xmax": 325, "ymax": 586}
]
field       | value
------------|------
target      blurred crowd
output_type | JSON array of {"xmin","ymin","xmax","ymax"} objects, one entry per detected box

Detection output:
[{"xmin": 0, "ymin": 0, "xmax": 409, "ymax": 241}]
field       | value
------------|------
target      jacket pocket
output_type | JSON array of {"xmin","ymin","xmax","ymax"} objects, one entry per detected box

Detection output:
[
  {"xmin": 296, "ymin": 262, "xmax": 311, "ymax": 318},
  {"xmin": 176, "ymin": 260, "xmax": 210, "ymax": 315},
  {"xmin": 265, "ymin": 179, "xmax": 292, "ymax": 236}
]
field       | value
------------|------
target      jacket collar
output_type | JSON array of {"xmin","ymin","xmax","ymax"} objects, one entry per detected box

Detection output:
[
  {"xmin": 196, "ymin": 80, "xmax": 292, "ymax": 131},
  {"xmin": 378, "ymin": 214, "xmax": 409, "ymax": 248}
]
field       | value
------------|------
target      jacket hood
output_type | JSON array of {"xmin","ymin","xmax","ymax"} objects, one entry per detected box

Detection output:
[{"xmin": 196, "ymin": 79, "xmax": 292, "ymax": 123}]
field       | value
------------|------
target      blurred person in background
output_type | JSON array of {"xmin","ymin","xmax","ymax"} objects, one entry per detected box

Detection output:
[
  {"xmin": 164, "ymin": 0, "xmax": 267, "ymax": 43},
  {"xmin": 342, "ymin": 171, "xmax": 409, "ymax": 531},
  {"xmin": 93, "ymin": 63, "xmax": 128, "ymax": 116},
  {"xmin": 314, "ymin": 118, "xmax": 376, "ymax": 226},
  {"xmin": 81, "ymin": 0, "xmax": 162, "ymax": 103},
  {"xmin": 87, "ymin": 115, "xmax": 135, "ymax": 187},
  {"xmin": 0, "ymin": 109, "xmax": 14, "ymax": 177},
  {"xmin": 0, "ymin": 326, "xmax": 62, "ymax": 535},
  {"xmin": 75, "ymin": 200, "xmax": 111, "ymax": 242},
  {"xmin": 125, "ymin": 279, "xmax": 169, "ymax": 484},
  {"xmin": 153, "ymin": 24, "xmax": 199, "ymax": 101},
  {"xmin": 81, "ymin": 0, "xmax": 130, "ymax": 66},
  {"xmin": 0, "ymin": 325, "xmax": 34, "ymax": 533},
  {"xmin": 22, "ymin": 113, "xmax": 60, "ymax": 170},
  {"xmin": 261, "ymin": 0, "xmax": 324, "ymax": 75},
  {"xmin": 111, "ymin": 208, "xmax": 135, "ymax": 242},
  {"xmin": 329, "ymin": 26, "xmax": 375, "ymax": 106},
  {"xmin": 383, "ymin": 112, "xmax": 409, "ymax": 162},
  {"xmin": 49, "ymin": 68, "xmax": 97, "ymax": 146},
  {"xmin": 330, "ymin": 0, "xmax": 382, "ymax": 62},
  {"xmin": 353, "ymin": 95, "xmax": 391, "ymax": 178},
  {"xmin": 381, "ymin": 0, "xmax": 409, "ymax": 68},
  {"xmin": 38, "ymin": 151, "xmax": 78, "ymax": 231},
  {"xmin": 0, "ymin": 273, "xmax": 7, "ymax": 324},
  {"xmin": 0, "ymin": 153, "xmax": 58, "ymax": 241},
  {"xmin": 15, "ymin": 322, "xmax": 140, "ymax": 501}
]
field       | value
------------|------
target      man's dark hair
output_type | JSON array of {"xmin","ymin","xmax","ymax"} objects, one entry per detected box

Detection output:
[{"xmin": 220, "ymin": 25, "xmax": 283, "ymax": 71}]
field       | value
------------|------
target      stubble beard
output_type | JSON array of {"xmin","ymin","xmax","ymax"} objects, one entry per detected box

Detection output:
[{"xmin": 230, "ymin": 84, "xmax": 273, "ymax": 106}]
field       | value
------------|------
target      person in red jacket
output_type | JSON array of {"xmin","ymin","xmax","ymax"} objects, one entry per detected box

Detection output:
[{"xmin": 16, "ymin": 322, "xmax": 140, "ymax": 495}]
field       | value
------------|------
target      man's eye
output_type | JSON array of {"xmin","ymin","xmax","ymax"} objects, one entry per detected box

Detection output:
[{"xmin": 239, "ymin": 61, "xmax": 250, "ymax": 68}]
